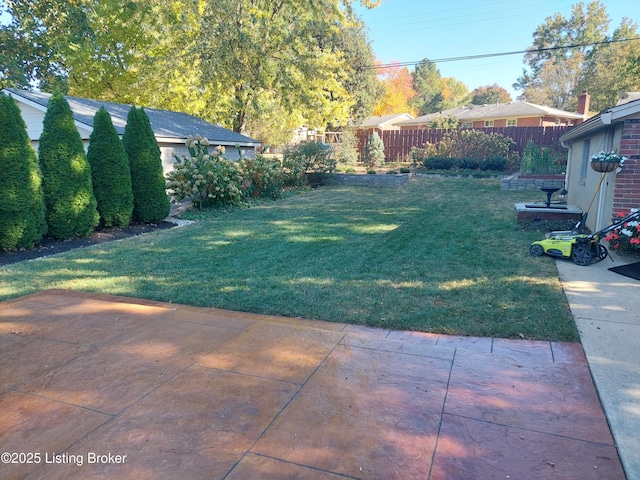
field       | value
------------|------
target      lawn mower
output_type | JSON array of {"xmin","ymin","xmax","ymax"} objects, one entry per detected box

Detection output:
[{"xmin": 529, "ymin": 210, "xmax": 640, "ymax": 266}]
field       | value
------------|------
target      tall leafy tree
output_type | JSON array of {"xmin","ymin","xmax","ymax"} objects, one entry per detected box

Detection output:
[
  {"xmin": 409, "ymin": 59, "xmax": 443, "ymax": 115},
  {"xmin": 439, "ymin": 77, "xmax": 470, "ymax": 111},
  {"xmin": 578, "ymin": 17, "xmax": 640, "ymax": 110},
  {"xmin": 122, "ymin": 107, "xmax": 170, "ymax": 224},
  {"xmin": 197, "ymin": 0, "xmax": 355, "ymax": 134},
  {"xmin": 330, "ymin": 23, "xmax": 384, "ymax": 124},
  {"xmin": 0, "ymin": 0, "xmax": 87, "ymax": 92},
  {"xmin": 38, "ymin": 91, "xmax": 99, "ymax": 240},
  {"xmin": 0, "ymin": 93, "xmax": 47, "ymax": 250},
  {"xmin": 2, "ymin": 0, "xmax": 380, "ymax": 143},
  {"xmin": 514, "ymin": 1, "xmax": 639, "ymax": 111},
  {"xmin": 409, "ymin": 59, "xmax": 469, "ymax": 115},
  {"xmin": 470, "ymin": 84, "xmax": 513, "ymax": 105},
  {"xmin": 87, "ymin": 107, "xmax": 134, "ymax": 228}
]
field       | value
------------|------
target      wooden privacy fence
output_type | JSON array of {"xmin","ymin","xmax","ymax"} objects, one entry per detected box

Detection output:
[{"xmin": 356, "ymin": 126, "xmax": 571, "ymax": 162}]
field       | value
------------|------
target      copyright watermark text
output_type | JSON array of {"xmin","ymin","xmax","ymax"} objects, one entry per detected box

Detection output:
[{"xmin": 2, "ymin": 451, "xmax": 127, "ymax": 467}]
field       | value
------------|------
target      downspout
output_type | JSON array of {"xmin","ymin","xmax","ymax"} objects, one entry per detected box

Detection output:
[
  {"xmin": 596, "ymin": 116, "xmax": 615, "ymax": 231},
  {"xmin": 560, "ymin": 138, "xmax": 572, "ymax": 206}
]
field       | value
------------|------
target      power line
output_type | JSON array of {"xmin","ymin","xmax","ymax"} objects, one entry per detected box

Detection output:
[{"xmin": 364, "ymin": 37, "xmax": 640, "ymax": 70}]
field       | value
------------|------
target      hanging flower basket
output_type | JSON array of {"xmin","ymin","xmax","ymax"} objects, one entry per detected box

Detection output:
[
  {"xmin": 590, "ymin": 151, "xmax": 626, "ymax": 173},
  {"xmin": 590, "ymin": 161, "xmax": 620, "ymax": 173}
]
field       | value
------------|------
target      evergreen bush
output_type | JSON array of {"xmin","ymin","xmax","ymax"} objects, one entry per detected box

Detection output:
[
  {"xmin": 363, "ymin": 131, "xmax": 385, "ymax": 169},
  {"xmin": 38, "ymin": 91, "xmax": 99, "ymax": 240},
  {"xmin": 333, "ymin": 128, "xmax": 359, "ymax": 167},
  {"xmin": 0, "ymin": 93, "xmax": 47, "ymax": 250},
  {"xmin": 87, "ymin": 107, "xmax": 134, "ymax": 228},
  {"xmin": 282, "ymin": 141, "xmax": 335, "ymax": 187},
  {"xmin": 122, "ymin": 107, "xmax": 170, "ymax": 223}
]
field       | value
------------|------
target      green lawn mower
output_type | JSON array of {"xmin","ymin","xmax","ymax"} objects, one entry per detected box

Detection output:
[{"xmin": 530, "ymin": 210, "xmax": 640, "ymax": 266}]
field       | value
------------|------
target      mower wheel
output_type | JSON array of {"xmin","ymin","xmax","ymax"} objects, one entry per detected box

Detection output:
[
  {"xmin": 529, "ymin": 244, "xmax": 545, "ymax": 257},
  {"xmin": 572, "ymin": 245, "xmax": 592, "ymax": 266},
  {"xmin": 596, "ymin": 243, "xmax": 608, "ymax": 262}
]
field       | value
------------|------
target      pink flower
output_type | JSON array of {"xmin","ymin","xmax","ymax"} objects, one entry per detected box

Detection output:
[{"xmin": 630, "ymin": 237, "xmax": 640, "ymax": 245}]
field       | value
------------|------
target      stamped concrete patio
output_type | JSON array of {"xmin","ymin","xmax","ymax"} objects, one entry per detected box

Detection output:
[{"xmin": 0, "ymin": 289, "xmax": 625, "ymax": 479}]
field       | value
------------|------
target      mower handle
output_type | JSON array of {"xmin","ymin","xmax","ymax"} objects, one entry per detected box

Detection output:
[{"xmin": 588, "ymin": 209, "xmax": 640, "ymax": 240}]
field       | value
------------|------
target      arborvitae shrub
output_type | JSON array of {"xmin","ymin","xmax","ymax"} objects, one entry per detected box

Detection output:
[
  {"xmin": 0, "ymin": 93, "xmax": 47, "ymax": 250},
  {"xmin": 87, "ymin": 107, "xmax": 134, "ymax": 227},
  {"xmin": 122, "ymin": 107, "xmax": 170, "ymax": 223},
  {"xmin": 38, "ymin": 91, "xmax": 99, "ymax": 239},
  {"xmin": 363, "ymin": 131, "xmax": 385, "ymax": 169}
]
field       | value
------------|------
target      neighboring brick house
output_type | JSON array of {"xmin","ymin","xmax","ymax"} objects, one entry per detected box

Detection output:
[
  {"xmin": 559, "ymin": 92, "xmax": 640, "ymax": 232},
  {"xmin": 397, "ymin": 93, "xmax": 589, "ymax": 130}
]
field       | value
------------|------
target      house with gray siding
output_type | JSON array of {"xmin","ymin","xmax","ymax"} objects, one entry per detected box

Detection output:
[{"xmin": 2, "ymin": 88, "xmax": 261, "ymax": 174}]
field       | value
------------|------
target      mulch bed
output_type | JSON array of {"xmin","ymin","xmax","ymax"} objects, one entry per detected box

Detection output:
[{"xmin": 0, "ymin": 222, "xmax": 176, "ymax": 267}]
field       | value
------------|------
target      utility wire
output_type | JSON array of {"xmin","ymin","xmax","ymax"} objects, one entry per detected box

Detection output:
[{"xmin": 364, "ymin": 37, "xmax": 640, "ymax": 70}]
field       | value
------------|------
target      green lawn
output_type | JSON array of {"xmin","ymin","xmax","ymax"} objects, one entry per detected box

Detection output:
[{"xmin": 0, "ymin": 177, "xmax": 578, "ymax": 341}]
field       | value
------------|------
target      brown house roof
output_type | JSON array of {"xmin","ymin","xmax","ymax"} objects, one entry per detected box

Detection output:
[{"xmin": 398, "ymin": 102, "xmax": 585, "ymax": 127}]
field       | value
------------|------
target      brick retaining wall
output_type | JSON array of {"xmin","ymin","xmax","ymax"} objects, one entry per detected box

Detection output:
[{"xmin": 500, "ymin": 174, "xmax": 565, "ymax": 191}]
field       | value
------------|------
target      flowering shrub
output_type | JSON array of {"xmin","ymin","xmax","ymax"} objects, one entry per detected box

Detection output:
[
  {"xmin": 238, "ymin": 155, "xmax": 283, "ymax": 199},
  {"xmin": 590, "ymin": 151, "xmax": 627, "ymax": 165},
  {"xmin": 410, "ymin": 129, "xmax": 518, "ymax": 171},
  {"xmin": 605, "ymin": 209, "xmax": 640, "ymax": 252},
  {"xmin": 166, "ymin": 135, "xmax": 243, "ymax": 209}
]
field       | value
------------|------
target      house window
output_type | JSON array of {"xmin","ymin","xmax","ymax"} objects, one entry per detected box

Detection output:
[
  {"xmin": 461, "ymin": 122, "xmax": 473, "ymax": 129},
  {"xmin": 507, "ymin": 119, "xmax": 517, "ymax": 127},
  {"xmin": 580, "ymin": 139, "xmax": 591, "ymax": 184},
  {"xmin": 484, "ymin": 120, "xmax": 494, "ymax": 127}
]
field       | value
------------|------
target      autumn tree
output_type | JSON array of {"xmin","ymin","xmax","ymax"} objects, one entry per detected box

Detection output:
[
  {"xmin": 373, "ymin": 61, "xmax": 416, "ymax": 116},
  {"xmin": 470, "ymin": 84, "xmax": 513, "ymax": 105}
]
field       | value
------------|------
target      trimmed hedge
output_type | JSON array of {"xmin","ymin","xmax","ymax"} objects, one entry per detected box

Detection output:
[
  {"xmin": 122, "ymin": 107, "xmax": 170, "ymax": 223},
  {"xmin": 422, "ymin": 156, "xmax": 507, "ymax": 171},
  {"xmin": 0, "ymin": 93, "xmax": 47, "ymax": 250},
  {"xmin": 38, "ymin": 91, "xmax": 99, "ymax": 240},
  {"xmin": 87, "ymin": 107, "xmax": 134, "ymax": 228}
]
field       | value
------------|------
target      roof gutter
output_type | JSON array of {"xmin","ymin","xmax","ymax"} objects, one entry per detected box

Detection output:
[{"xmin": 561, "ymin": 98, "xmax": 640, "ymax": 145}]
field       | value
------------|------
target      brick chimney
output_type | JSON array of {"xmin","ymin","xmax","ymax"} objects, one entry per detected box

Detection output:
[{"xmin": 577, "ymin": 91, "xmax": 590, "ymax": 116}]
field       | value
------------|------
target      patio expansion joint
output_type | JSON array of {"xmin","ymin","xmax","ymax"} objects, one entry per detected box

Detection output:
[
  {"xmin": 225, "ymin": 452, "xmax": 361, "ymax": 480},
  {"xmin": 339, "ymin": 340, "xmax": 457, "ymax": 362},
  {"xmin": 441, "ymin": 412, "xmax": 618, "ymax": 448},
  {"xmin": 426, "ymin": 347, "xmax": 458, "ymax": 480},
  {"xmin": 6, "ymin": 388, "xmax": 116, "ymax": 419},
  {"xmin": 575, "ymin": 315, "xmax": 640, "ymax": 327},
  {"xmin": 228, "ymin": 331, "xmax": 350, "ymax": 476}
]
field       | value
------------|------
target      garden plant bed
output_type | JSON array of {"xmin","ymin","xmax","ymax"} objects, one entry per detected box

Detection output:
[{"xmin": 0, "ymin": 222, "xmax": 176, "ymax": 267}]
